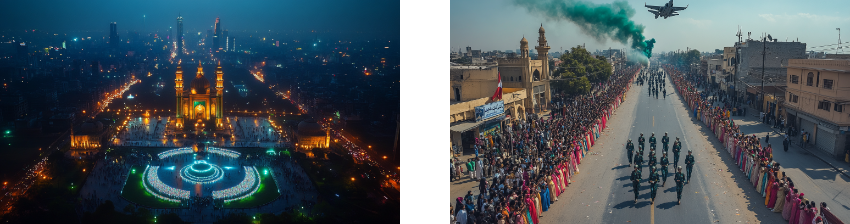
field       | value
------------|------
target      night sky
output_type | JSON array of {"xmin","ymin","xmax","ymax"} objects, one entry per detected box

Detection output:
[{"xmin": 0, "ymin": 0, "xmax": 399, "ymax": 34}]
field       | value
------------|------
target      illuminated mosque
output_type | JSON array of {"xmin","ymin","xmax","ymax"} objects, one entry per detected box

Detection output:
[{"xmin": 174, "ymin": 60, "xmax": 224, "ymax": 129}]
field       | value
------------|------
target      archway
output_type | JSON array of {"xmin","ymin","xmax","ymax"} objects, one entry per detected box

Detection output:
[{"xmin": 533, "ymin": 70, "xmax": 540, "ymax": 81}]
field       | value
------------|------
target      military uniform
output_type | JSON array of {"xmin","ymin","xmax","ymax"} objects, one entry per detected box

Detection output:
[
  {"xmin": 649, "ymin": 167, "xmax": 660, "ymax": 203},
  {"xmin": 685, "ymin": 153, "xmax": 695, "ymax": 183},
  {"xmin": 662, "ymin": 135, "xmax": 670, "ymax": 153},
  {"xmin": 672, "ymin": 140, "xmax": 682, "ymax": 167},
  {"xmin": 660, "ymin": 155, "xmax": 669, "ymax": 186},
  {"xmin": 633, "ymin": 153, "xmax": 644, "ymax": 174},
  {"xmin": 675, "ymin": 170, "xmax": 685, "ymax": 204},
  {"xmin": 638, "ymin": 135, "xmax": 645, "ymax": 152},
  {"xmin": 626, "ymin": 141, "xmax": 634, "ymax": 164},
  {"xmin": 649, "ymin": 135, "xmax": 657, "ymax": 149},
  {"xmin": 630, "ymin": 168, "xmax": 642, "ymax": 202},
  {"xmin": 648, "ymin": 151, "xmax": 657, "ymax": 169}
]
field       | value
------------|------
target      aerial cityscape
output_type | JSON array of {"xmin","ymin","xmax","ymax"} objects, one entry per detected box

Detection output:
[
  {"xmin": 450, "ymin": 0, "xmax": 849, "ymax": 223},
  {"xmin": 0, "ymin": 1, "xmax": 399, "ymax": 223}
]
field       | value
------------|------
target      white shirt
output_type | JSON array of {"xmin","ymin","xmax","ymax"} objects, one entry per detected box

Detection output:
[{"xmin": 455, "ymin": 210, "xmax": 467, "ymax": 224}]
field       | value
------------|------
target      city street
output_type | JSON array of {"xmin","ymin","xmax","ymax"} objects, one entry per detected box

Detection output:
[{"xmin": 450, "ymin": 67, "xmax": 850, "ymax": 223}]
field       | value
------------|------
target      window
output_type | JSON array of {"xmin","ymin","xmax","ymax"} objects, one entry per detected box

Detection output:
[
  {"xmin": 793, "ymin": 95, "xmax": 799, "ymax": 103},
  {"xmin": 835, "ymin": 104, "xmax": 844, "ymax": 112},
  {"xmin": 533, "ymin": 70, "xmax": 540, "ymax": 81},
  {"xmin": 818, "ymin": 101, "xmax": 831, "ymax": 111},
  {"xmin": 823, "ymin": 79, "xmax": 833, "ymax": 89},
  {"xmin": 518, "ymin": 76, "xmax": 522, "ymax": 81},
  {"xmin": 788, "ymin": 93, "xmax": 799, "ymax": 103},
  {"xmin": 510, "ymin": 77, "xmax": 514, "ymax": 82},
  {"xmin": 790, "ymin": 75, "xmax": 799, "ymax": 84},
  {"xmin": 806, "ymin": 72, "xmax": 814, "ymax": 86}
]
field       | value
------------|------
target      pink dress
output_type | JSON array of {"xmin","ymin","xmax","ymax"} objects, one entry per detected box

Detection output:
[{"xmin": 767, "ymin": 182, "xmax": 779, "ymax": 208}]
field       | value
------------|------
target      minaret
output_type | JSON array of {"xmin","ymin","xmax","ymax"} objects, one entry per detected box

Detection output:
[
  {"xmin": 535, "ymin": 24, "xmax": 552, "ymax": 112},
  {"xmin": 215, "ymin": 61, "xmax": 224, "ymax": 128},
  {"xmin": 536, "ymin": 24, "xmax": 551, "ymax": 75},
  {"xmin": 175, "ymin": 60, "xmax": 184, "ymax": 127},
  {"xmin": 520, "ymin": 36, "xmax": 529, "ymax": 58}
]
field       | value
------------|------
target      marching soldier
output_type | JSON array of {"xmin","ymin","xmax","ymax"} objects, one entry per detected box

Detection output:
[
  {"xmin": 662, "ymin": 132, "xmax": 670, "ymax": 153},
  {"xmin": 626, "ymin": 139, "xmax": 635, "ymax": 165},
  {"xmin": 672, "ymin": 137, "xmax": 682, "ymax": 167},
  {"xmin": 649, "ymin": 165, "xmax": 660, "ymax": 204},
  {"xmin": 648, "ymin": 148, "xmax": 657, "ymax": 169},
  {"xmin": 638, "ymin": 133, "xmax": 645, "ymax": 152},
  {"xmin": 649, "ymin": 133, "xmax": 657, "ymax": 149},
  {"xmin": 634, "ymin": 148, "xmax": 644, "ymax": 174},
  {"xmin": 675, "ymin": 166, "xmax": 685, "ymax": 205},
  {"xmin": 685, "ymin": 150, "xmax": 695, "ymax": 184},
  {"xmin": 660, "ymin": 151, "xmax": 670, "ymax": 187},
  {"xmin": 630, "ymin": 165, "xmax": 642, "ymax": 203}
]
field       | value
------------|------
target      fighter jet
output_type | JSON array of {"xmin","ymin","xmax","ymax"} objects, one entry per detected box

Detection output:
[{"xmin": 645, "ymin": 0, "xmax": 687, "ymax": 19}]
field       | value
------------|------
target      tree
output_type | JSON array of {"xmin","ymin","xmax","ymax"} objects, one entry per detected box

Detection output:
[{"xmin": 552, "ymin": 46, "xmax": 612, "ymax": 96}]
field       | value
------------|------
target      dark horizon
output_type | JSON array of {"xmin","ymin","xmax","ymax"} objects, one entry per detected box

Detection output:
[{"xmin": 0, "ymin": 0, "xmax": 400, "ymax": 35}]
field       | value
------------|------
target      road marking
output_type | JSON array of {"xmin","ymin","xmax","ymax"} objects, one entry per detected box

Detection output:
[
  {"xmin": 651, "ymin": 200, "xmax": 655, "ymax": 224},
  {"xmin": 653, "ymin": 116, "xmax": 655, "ymax": 127}
]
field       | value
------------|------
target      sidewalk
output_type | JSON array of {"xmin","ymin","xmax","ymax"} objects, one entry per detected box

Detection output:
[
  {"xmin": 723, "ymin": 105, "xmax": 850, "ymax": 222},
  {"xmin": 740, "ymin": 105, "xmax": 850, "ymax": 177}
]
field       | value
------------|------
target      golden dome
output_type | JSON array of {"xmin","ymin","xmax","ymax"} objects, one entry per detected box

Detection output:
[{"xmin": 191, "ymin": 62, "xmax": 210, "ymax": 94}]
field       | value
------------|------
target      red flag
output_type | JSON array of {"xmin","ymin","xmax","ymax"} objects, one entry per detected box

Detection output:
[{"xmin": 491, "ymin": 72, "xmax": 503, "ymax": 101}]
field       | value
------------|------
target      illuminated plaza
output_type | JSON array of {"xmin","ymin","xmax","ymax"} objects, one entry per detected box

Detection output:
[{"xmin": 76, "ymin": 59, "xmax": 317, "ymax": 222}]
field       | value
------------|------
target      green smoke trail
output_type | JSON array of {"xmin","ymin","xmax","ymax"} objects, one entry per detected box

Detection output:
[{"xmin": 513, "ymin": 0, "xmax": 656, "ymax": 58}]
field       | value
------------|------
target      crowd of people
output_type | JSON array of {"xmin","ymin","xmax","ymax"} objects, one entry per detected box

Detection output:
[
  {"xmin": 450, "ymin": 66, "xmax": 640, "ymax": 224},
  {"xmin": 117, "ymin": 117, "xmax": 169, "ymax": 141},
  {"xmin": 665, "ymin": 64, "xmax": 844, "ymax": 224},
  {"xmin": 231, "ymin": 117, "xmax": 283, "ymax": 142}
]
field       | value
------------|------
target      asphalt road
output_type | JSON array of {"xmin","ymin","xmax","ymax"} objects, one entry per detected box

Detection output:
[{"xmin": 539, "ymin": 68, "xmax": 787, "ymax": 224}]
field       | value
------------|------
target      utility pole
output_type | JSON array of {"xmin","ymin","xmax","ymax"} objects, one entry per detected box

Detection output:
[
  {"xmin": 838, "ymin": 28, "xmax": 843, "ymax": 54},
  {"xmin": 761, "ymin": 34, "xmax": 767, "ymax": 113}
]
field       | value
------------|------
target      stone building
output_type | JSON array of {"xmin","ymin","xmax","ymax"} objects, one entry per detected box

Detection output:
[
  {"xmin": 784, "ymin": 59, "xmax": 850, "ymax": 158},
  {"xmin": 497, "ymin": 24, "xmax": 552, "ymax": 114},
  {"xmin": 174, "ymin": 61, "xmax": 224, "ymax": 129}
]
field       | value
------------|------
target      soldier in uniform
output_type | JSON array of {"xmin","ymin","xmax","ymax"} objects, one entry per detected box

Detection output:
[
  {"xmin": 660, "ymin": 151, "xmax": 670, "ymax": 187},
  {"xmin": 672, "ymin": 137, "xmax": 682, "ymax": 167},
  {"xmin": 649, "ymin": 133, "xmax": 657, "ymax": 150},
  {"xmin": 633, "ymin": 150, "xmax": 644, "ymax": 175},
  {"xmin": 649, "ymin": 165, "xmax": 660, "ymax": 204},
  {"xmin": 638, "ymin": 133, "xmax": 645, "ymax": 152},
  {"xmin": 648, "ymin": 148, "xmax": 657, "ymax": 169},
  {"xmin": 675, "ymin": 166, "xmax": 685, "ymax": 204},
  {"xmin": 626, "ymin": 139, "xmax": 634, "ymax": 165},
  {"xmin": 662, "ymin": 132, "xmax": 670, "ymax": 153},
  {"xmin": 685, "ymin": 150, "xmax": 695, "ymax": 184},
  {"xmin": 630, "ymin": 165, "xmax": 642, "ymax": 203}
]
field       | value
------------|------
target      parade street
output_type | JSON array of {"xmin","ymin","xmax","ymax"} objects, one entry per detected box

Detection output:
[
  {"xmin": 532, "ymin": 69, "xmax": 778, "ymax": 224},
  {"xmin": 447, "ymin": 66, "xmax": 850, "ymax": 224}
]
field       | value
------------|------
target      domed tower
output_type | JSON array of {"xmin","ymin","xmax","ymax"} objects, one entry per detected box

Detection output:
[
  {"xmin": 191, "ymin": 61, "xmax": 210, "ymax": 94},
  {"xmin": 534, "ymin": 24, "xmax": 552, "ymax": 112},
  {"xmin": 536, "ymin": 24, "xmax": 551, "ymax": 74},
  {"xmin": 520, "ymin": 36, "xmax": 529, "ymax": 58},
  {"xmin": 214, "ymin": 61, "xmax": 224, "ymax": 128},
  {"xmin": 175, "ymin": 61, "xmax": 184, "ymax": 126}
]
